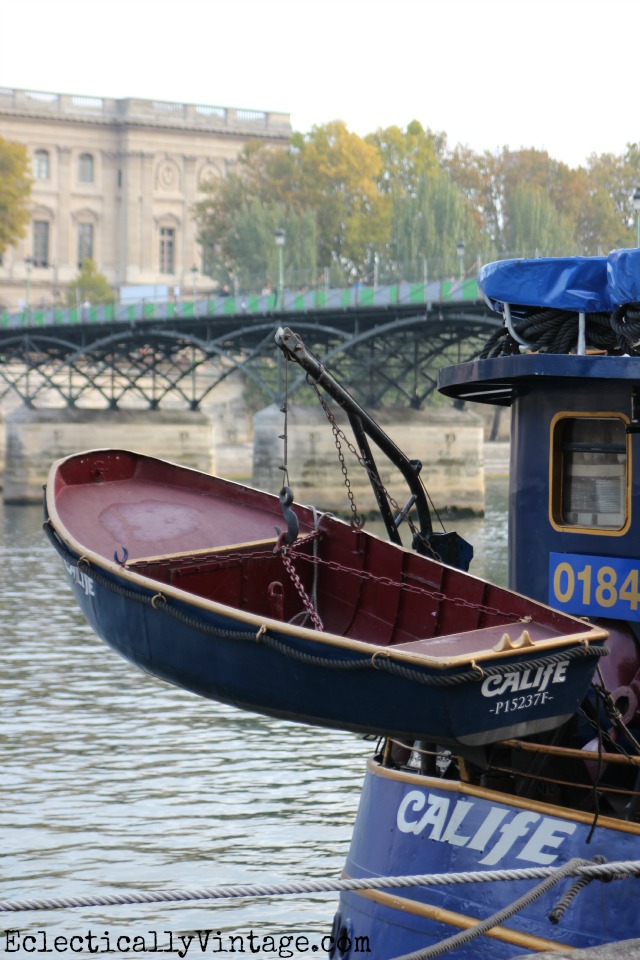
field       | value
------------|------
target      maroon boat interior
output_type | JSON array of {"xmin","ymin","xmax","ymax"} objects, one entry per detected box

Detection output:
[{"xmin": 51, "ymin": 450, "xmax": 583, "ymax": 656}]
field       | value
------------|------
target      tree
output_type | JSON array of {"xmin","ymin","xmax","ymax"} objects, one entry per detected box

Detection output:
[
  {"xmin": 584, "ymin": 148, "xmax": 640, "ymax": 250},
  {"xmin": 195, "ymin": 122, "xmax": 389, "ymax": 284},
  {"xmin": 389, "ymin": 172, "xmax": 481, "ymax": 279},
  {"xmin": 66, "ymin": 260, "xmax": 113, "ymax": 306},
  {"xmin": 0, "ymin": 137, "xmax": 32, "ymax": 255},
  {"xmin": 366, "ymin": 120, "xmax": 445, "ymax": 197},
  {"xmin": 505, "ymin": 186, "xmax": 578, "ymax": 256}
]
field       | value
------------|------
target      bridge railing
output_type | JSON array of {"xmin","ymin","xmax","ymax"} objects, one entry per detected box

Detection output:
[{"xmin": 0, "ymin": 278, "xmax": 481, "ymax": 329}]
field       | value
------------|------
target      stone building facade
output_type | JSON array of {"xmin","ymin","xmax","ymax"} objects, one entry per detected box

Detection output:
[{"xmin": 0, "ymin": 87, "xmax": 291, "ymax": 311}]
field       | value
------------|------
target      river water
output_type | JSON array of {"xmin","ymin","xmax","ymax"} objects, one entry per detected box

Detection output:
[{"xmin": 2, "ymin": 479, "xmax": 508, "ymax": 959}]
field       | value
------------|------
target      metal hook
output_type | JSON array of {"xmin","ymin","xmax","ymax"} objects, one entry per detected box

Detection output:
[{"xmin": 114, "ymin": 546, "xmax": 129, "ymax": 565}]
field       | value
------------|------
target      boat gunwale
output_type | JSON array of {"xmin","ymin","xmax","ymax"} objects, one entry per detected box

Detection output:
[
  {"xmin": 366, "ymin": 757, "xmax": 640, "ymax": 834},
  {"xmin": 45, "ymin": 460, "xmax": 608, "ymax": 671}
]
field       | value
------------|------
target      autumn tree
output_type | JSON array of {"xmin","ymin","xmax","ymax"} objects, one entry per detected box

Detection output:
[
  {"xmin": 367, "ymin": 122, "xmax": 480, "ymax": 278},
  {"xmin": 366, "ymin": 120, "xmax": 445, "ymax": 197},
  {"xmin": 584, "ymin": 148, "xmax": 640, "ymax": 250},
  {"xmin": 195, "ymin": 122, "xmax": 389, "ymax": 286},
  {"xmin": 0, "ymin": 137, "xmax": 32, "ymax": 255}
]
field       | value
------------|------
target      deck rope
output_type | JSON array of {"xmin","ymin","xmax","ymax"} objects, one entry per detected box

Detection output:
[
  {"xmin": 1, "ymin": 860, "xmax": 638, "ymax": 915},
  {"xmin": 478, "ymin": 304, "xmax": 640, "ymax": 358}
]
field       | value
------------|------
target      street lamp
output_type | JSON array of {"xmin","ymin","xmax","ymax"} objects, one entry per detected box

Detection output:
[
  {"xmin": 274, "ymin": 228, "xmax": 285, "ymax": 310},
  {"xmin": 24, "ymin": 256, "xmax": 33, "ymax": 318},
  {"xmin": 191, "ymin": 264, "xmax": 198, "ymax": 301},
  {"xmin": 456, "ymin": 240, "xmax": 465, "ymax": 282},
  {"xmin": 632, "ymin": 189, "xmax": 640, "ymax": 247}
]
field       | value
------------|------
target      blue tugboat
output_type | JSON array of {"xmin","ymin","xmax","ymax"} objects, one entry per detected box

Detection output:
[
  {"xmin": 332, "ymin": 251, "xmax": 640, "ymax": 957},
  {"xmin": 45, "ymin": 253, "xmax": 640, "ymax": 956}
]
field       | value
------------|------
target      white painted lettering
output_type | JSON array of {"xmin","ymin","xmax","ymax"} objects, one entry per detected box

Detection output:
[
  {"xmin": 63, "ymin": 559, "xmax": 95, "ymax": 597},
  {"xmin": 395, "ymin": 790, "xmax": 575, "ymax": 868},
  {"xmin": 552, "ymin": 661, "xmax": 569, "ymax": 685},
  {"xmin": 481, "ymin": 661, "xmax": 570, "ymax": 699},
  {"xmin": 517, "ymin": 818, "xmax": 577, "ymax": 865},
  {"xmin": 479, "ymin": 811, "xmax": 540, "ymax": 866},
  {"xmin": 396, "ymin": 790, "xmax": 428, "ymax": 834},
  {"xmin": 415, "ymin": 793, "xmax": 450, "ymax": 840},
  {"xmin": 441, "ymin": 800, "xmax": 475, "ymax": 846},
  {"xmin": 467, "ymin": 806, "xmax": 510, "ymax": 851},
  {"xmin": 481, "ymin": 675, "xmax": 506, "ymax": 697}
]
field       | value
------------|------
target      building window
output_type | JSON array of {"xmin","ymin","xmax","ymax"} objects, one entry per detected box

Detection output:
[
  {"xmin": 78, "ymin": 153, "xmax": 94, "ymax": 183},
  {"xmin": 78, "ymin": 223, "xmax": 94, "ymax": 267},
  {"xmin": 34, "ymin": 149, "xmax": 49, "ymax": 180},
  {"xmin": 550, "ymin": 415, "xmax": 628, "ymax": 531},
  {"xmin": 159, "ymin": 227, "xmax": 175, "ymax": 274},
  {"xmin": 32, "ymin": 221, "xmax": 49, "ymax": 268}
]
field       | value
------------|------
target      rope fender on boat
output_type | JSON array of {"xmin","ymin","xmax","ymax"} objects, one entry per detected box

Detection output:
[
  {"xmin": 1, "ymin": 859, "xmax": 638, "ymax": 915},
  {"xmin": 43, "ymin": 520, "xmax": 608, "ymax": 685}
]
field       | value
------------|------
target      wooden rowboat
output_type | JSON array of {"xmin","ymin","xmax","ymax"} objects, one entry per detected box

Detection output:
[{"xmin": 44, "ymin": 448, "xmax": 607, "ymax": 746}]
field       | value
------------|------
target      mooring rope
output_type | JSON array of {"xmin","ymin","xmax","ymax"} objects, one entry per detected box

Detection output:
[
  {"xmin": 389, "ymin": 857, "xmax": 591, "ymax": 960},
  {"xmin": 1, "ymin": 860, "xmax": 638, "ymax": 915}
]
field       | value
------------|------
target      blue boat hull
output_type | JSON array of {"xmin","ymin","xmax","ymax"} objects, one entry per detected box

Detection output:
[
  {"xmin": 335, "ymin": 760, "xmax": 640, "ymax": 958},
  {"xmin": 54, "ymin": 545, "xmax": 604, "ymax": 746}
]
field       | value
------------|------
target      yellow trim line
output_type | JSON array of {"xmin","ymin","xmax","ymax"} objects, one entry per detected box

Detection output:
[{"xmin": 343, "ymin": 876, "xmax": 569, "ymax": 953}]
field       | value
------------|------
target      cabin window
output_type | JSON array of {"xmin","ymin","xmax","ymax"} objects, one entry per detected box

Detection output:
[{"xmin": 551, "ymin": 416, "xmax": 628, "ymax": 531}]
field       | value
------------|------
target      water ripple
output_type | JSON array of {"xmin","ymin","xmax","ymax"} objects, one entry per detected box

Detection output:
[{"xmin": 2, "ymin": 487, "xmax": 507, "ymax": 957}]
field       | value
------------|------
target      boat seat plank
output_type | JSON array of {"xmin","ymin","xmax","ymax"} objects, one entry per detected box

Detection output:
[{"xmin": 54, "ymin": 479, "xmax": 312, "ymax": 562}]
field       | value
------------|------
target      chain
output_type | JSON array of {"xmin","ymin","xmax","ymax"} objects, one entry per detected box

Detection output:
[
  {"xmin": 279, "ymin": 350, "xmax": 291, "ymax": 487},
  {"xmin": 306, "ymin": 377, "xmax": 437, "ymax": 552},
  {"xmin": 278, "ymin": 547, "xmax": 324, "ymax": 630},
  {"xmin": 307, "ymin": 378, "xmax": 364, "ymax": 528},
  {"xmin": 288, "ymin": 545, "xmax": 526, "ymax": 622},
  {"xmin": 129, "ymin": 529, "xmax": 522, "ymax": 623}
]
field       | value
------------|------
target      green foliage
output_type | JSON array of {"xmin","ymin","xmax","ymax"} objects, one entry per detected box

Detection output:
[
  {"xmin": 366, "ymin": 120, "xmax": 445, "ymax": 197},
  {"xmin": 194, "ymin": 122, "xmax": 640, "ymax": 291},
  {"xmin": 66, "ymin": 260, "xmax": 113, "ymax": 306},
  {"xmin": 0, "ymin": 138, "xmax": 32, "ymax": 255},
  {"xmin": 505, "ymin": 186, "xmax": 578, "ymax": 257},
  {"xmin": 389, "ymin": 172, "xmax": 481, "ymax": 279}
]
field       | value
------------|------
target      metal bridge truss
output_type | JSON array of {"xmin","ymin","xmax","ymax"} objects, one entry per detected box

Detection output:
[{"xmin": 0, "ymin": 303, "xmax": 500, "ymax": 411}]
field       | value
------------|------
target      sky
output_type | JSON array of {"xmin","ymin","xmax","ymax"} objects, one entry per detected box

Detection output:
[{"xmin": 1, "ymin": 0, "xmax": 639, "ymax": 169}]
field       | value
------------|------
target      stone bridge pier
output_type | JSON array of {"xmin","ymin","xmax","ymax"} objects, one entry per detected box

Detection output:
[
  {"xmin": 4, "ymin": 407, "xmax": 214, "ymax": 503},
  {"xmin": 2, "ymin": 402, "xmax": 486, "ymax": 518}
]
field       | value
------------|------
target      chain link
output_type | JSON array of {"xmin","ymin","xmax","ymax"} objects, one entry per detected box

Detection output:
[
  {"xmin": 307, "ymin": 376, "xmax": 437, "ymax": 552},
  {"xmin": 288, "ymin": 546, "xmax": 525, "ymax": 622},
  {"xmin": 278, "ymin": 547, "xmax": 324, "ymax": 630}
]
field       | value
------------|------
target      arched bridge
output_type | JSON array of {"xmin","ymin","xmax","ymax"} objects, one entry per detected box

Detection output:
[{"xmin": 0, "ymin": 279, "xmax": 500, "ymax": 410}]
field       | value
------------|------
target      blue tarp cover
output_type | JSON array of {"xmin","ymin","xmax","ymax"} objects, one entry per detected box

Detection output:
[
  {"xmin": 478, "ymin": 256, "xmax": 613, "ymax": 313},
  {"xmin": 607, "ymin": 249, "xmax": 640, "ymax": 304}
]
